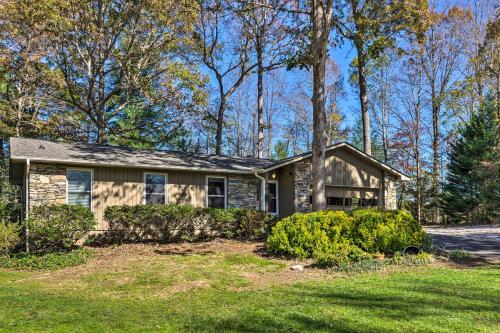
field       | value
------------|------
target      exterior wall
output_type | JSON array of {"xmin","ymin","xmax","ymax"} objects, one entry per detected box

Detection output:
[
  {"xmin": 275, "ymin": 147, "xmax": 398, "ymax": 217},
  {"xmin": 27, "ymin": 162, "xmax": 264, "ymax": 230},
  {"xmin": 278, "ymin": 165, "xmax": 294, "ymax": 218},
  {"xmin": 227, "ymin": 175, "xmax": 259, "ymax": 209},
  {"xmin": 325, "ymin": 147, "xmax": 382, "ymax": 187},
  {"xmin": 292, "ymin": 161, "xmax": 311, "ymax": 213},
  {"xmin": 28, "ymin": 163, "xmax": 67, "ymax": 209}
]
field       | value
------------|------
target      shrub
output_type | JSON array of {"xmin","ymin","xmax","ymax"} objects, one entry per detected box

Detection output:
[
  {"xmin": 267, "ymin": 210, "xmax": 371, "ymax": 266},
  {"xmin": 350, "ymin": 209, "xmax": 425, "ymax": 254},
  {"xmin": 449, "ymin": 249, "xmax": 473, "ymax": 263},
  {"xmin": 0, "ymin": 248, "xmax": 92, "ymax": 270},
  {"xmin": 229, "ymin": 208, "xmax": 276, "ymax": 239},
  {"xmin": 103, "ymin": 204, "xmax": 276, "ymax": 243},
  {"xmin": 267, "ymin": 209, "xmax": 425, "ymax": 267},
  {"xmin": 25, "ymin": 205, "xmax": 95, "ymax": 253},
  {"xmin": 0, "ymin": 222, "xmax": 20, "ymax": 255}
]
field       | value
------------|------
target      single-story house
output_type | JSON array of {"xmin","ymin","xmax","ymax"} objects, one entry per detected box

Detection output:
[{"xmin": 9, "ymin": 137, "xmax": 409, "ymax": 231}]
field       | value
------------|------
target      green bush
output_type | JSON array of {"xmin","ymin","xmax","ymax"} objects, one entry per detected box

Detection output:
[
  {"xmin": 267, "ymin": 209, "xmax": 425, "ymax": 267},
  {"xmin": 0, "ymin": 222, "xmax": 20, "ymax": 254},
  {"xmin": 25, "ymin": 205, "xmax": 95, "ymax": 253},
  {"xmin": 267, "ymin": 210, "xmax": 371, "ymax": 266},
  {"xmin": 0, "ymin": 248, "xmax": 92, "ymax": 270},
  {"xmin": 103, "ymin": 204, "xmax": 276, "ymax": 243},
  {"xmin": 350, "ymin": 209, "xmax": 425, "ymax": 254}
]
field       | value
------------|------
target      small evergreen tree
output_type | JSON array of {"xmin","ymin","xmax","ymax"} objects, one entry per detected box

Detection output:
[{"xmin": 442, "ymin": 97, "xmax": 499, "ymax": 223}]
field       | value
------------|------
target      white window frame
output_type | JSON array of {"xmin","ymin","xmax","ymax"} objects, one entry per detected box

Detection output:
[
  {"xmin": 66, "ymin": 168, "xmax": 94, "ymax": 211},
  {"xmin": 143, "ymin": 172, "xmax": 168, "ymax": 205},
  {"xmin": 266, "ymin": 180, "xmax": 279, "ymax": 216},
  {"xmin": 205, "ymin": 175, "xmax": 227, "ymax": 209}
]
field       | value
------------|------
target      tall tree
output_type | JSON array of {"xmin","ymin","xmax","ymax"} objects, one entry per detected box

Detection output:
[
  {"xmin": 198, "ymin": 0, "xmax": 259, "ymax": 155},
  {"xmin": 442, "ymin": 97, "xmax": 499, "ymax": 224},
  {"xmin": 393, "ymin": 55, "xmax": 429, "ymax": 223},
  {"xmin": 421, "ymin": 6, "xmax": 470, "ymax": 223},
  {"xmin": 309, "ymin": 0, "xmax": 333, "ymax": 211},
  {"xmin": 0, "ymin": 1, "xmax": 77, "ymax": 144},
  {"xmin": 332, "ymin": 0, "xmax": 428, "ymax": 155},
  {"xmin": 229, "ymin": 0, "xmax": 289, "ymax": 158},
  {"xmin": 39, "ymin": 0, "xmax": 203, "ymax": 145}
]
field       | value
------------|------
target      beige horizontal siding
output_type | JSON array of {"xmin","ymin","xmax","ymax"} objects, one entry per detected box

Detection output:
[{"xmin": 92, "ymin": 167, "xmax": 214, "ymax": 230}]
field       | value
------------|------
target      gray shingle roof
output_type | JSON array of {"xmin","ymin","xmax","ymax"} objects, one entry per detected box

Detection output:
[{"xmin": 9, "ymin": 137, "xmax": 276, "ymax": 173}]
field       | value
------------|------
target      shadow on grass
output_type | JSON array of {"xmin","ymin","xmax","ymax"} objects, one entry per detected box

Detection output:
[
  {"xmin": 3, "ymin": 266, "xmax": 498, "ymax": 333},
  {"xmin": 153, "ymin": 249, "xmax": 215, "ymax": 256}
]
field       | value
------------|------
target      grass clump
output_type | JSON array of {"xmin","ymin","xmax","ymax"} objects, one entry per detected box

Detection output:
[
  {"xmin": 449, "ymin": 249, "xmax": 473, "ymax": 263},
  {"xmin": 0, "ymin": 248, "xmax": 93, "ymax": 270}
]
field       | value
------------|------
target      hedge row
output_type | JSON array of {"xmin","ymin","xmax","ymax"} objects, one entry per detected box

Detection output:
[
  {"xmin": 103, "ymin": 204, "xmax": 277, "ymax": 243},
  {"xmin": 267, "ymin": 209, "xmax": 426, "ymax": 267},
  {"xmin": 26, "ymin": 205, "xmax": 95, "ymax": 253}
]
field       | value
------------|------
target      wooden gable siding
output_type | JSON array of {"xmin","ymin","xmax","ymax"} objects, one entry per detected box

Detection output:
[
  {"xmin": 92, "ymin": 167, "xmax": 208, "ymax": 230},
  {"xmin": 325, "ymin": 146, "xmax": 382, "ymax": 188}
]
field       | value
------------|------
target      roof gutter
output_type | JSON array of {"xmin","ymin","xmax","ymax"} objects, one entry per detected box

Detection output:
[{"xmin": 10, "ymin": 157, "xmax": 258, "ymax": 175}]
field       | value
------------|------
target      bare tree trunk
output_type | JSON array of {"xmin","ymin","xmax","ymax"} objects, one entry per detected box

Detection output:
[
  {"xmin": 381, "ymin": 101, "xmax": 388, "ymax": 163},
  {"xmin": 431, "ymin": 88, "xmax": 440, "ymax": 223},
  {"xmin": 415, "ymin": 108, "xmax": 421, "ymax": 224},
  {"xmin": 215, "ymin": 96, "xmax": 226, "ymax": 156},
  {"xmin": 256, "ymin": 37, "xmax": 264, "ymax": 159},
  {"xmin": 310, "ymin": 0, "xmax": 332, "ymax": 211},
  {"xmin": 96, "ymin": 110, "xmax": 106, "ymax": 144},
  {"xmin": 356, "ymin": 46, "xmax": 372, "ymax": 155}
]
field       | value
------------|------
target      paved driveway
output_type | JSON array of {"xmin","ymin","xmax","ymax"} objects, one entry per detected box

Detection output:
[{"xmin": 424, "ymin": 225, "xmax": 500, "ymax": 263}]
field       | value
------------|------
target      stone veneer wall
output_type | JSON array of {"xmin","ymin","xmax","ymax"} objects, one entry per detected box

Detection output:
[
  {"xmin": 28, "ymin": 163, "xmax": 67, "ymax": 209},
  {"xmin": 227, "ymin": 175, "xmax": 260, "ymax": 209},
  {"xmin": 383, "ymin": 173, "xmax": 397, "ymax": 210},
  {"xmin": 292, "ymin": 161, "xmax": 311, "ymax": 213}
]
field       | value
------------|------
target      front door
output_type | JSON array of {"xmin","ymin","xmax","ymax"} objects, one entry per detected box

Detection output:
[{"xmin": 266, "ymin": 181, "xmax": 278, "ymax": 216}]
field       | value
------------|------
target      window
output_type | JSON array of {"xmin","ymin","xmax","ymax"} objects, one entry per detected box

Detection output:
[
  {"xmin": 327, "ymin": 197, "xmax": 344, "ymax": 206},
  {"xmin": 207, "ymin": 177, "xmax": 226, "ymax": 209},
  {"xmin": 144, "ymin": 173, "xmax": 167, "ymax": 205},
  {"xmin": 361, "ymin": 198, "xmax": 378, "ymax": 207},
  {"xmin": 344, "ymin": 197, "xmax": 361, "ymax": 207},
  {"xmin": 267, "ymin": 182, "xmax": 278, "ymax": 214},
  {"xmin": 67, "ymin": 169, "xmax": 92, "ymax": 209}
]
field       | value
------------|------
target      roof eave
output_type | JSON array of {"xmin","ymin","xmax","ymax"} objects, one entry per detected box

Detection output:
[
  {"xmin": 260, "ymin": 142, "xmax": 410, "ymax": 181},
  {"xmin": 10, "ymin": 157, "xmax": 256, "ymax": 175}
]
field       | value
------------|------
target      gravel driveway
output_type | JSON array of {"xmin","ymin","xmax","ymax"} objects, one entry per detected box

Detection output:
[{"xmin": 424, "ymin": 225, "xmax": 500, "ymax": 263}]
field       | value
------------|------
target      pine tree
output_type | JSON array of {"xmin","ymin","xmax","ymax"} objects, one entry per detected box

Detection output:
[{"xmin": 442, "ymin": 97, "xmax": 499, "ymax": 223}]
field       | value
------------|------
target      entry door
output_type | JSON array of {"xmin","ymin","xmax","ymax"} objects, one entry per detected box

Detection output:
[{"xmin": 266, "ymin": 182, "xmax": 278, "ymax": 215}]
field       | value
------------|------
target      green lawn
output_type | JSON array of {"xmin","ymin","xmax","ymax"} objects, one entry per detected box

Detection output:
[{"xmin": 0, "ymin": 243, "xmax": 498, "ymax": 333}]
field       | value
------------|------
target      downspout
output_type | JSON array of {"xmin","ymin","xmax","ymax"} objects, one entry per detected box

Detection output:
[
  {"xmin": 254, "ymin": 170, "xmax": 266, "ymax": 212},
  {"xmin": 25, "ymin": 158, "xmax": 30, "ymax": 252},
  {"xmin": 381, "ymin": 170, "xmax": 386, "ymax": 210}
]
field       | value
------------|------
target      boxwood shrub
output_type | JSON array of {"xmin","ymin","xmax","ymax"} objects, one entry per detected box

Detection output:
[
  {"xmin": 103, "ymin": 204, "xmax": 277, "ymax": 243},
  {"xmin": 25, "ymin": 204, "xmax": 95, "ymax": 253},
  {"xmin": 267, "ymin": 208, "xmax": 425, "ymax": 267}
]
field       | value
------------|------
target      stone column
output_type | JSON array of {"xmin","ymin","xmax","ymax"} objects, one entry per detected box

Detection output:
[
  {"xmin": 383, "ymin": 173, "xmax": 397, "ymax": 210},
  {"xmin": 292, "ymin": 161, "xmax": 311, "ymax": 213}
]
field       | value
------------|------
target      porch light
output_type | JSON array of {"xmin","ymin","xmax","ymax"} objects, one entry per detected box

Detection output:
[{"xmin": 271, "ymin": 172, "xmax": 276, "ymax": 179}]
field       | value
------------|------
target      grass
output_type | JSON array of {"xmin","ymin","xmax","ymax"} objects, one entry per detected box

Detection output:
[{"xmin": 0, "ymin": 242, "xmax": 498, "ymax": 332}]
